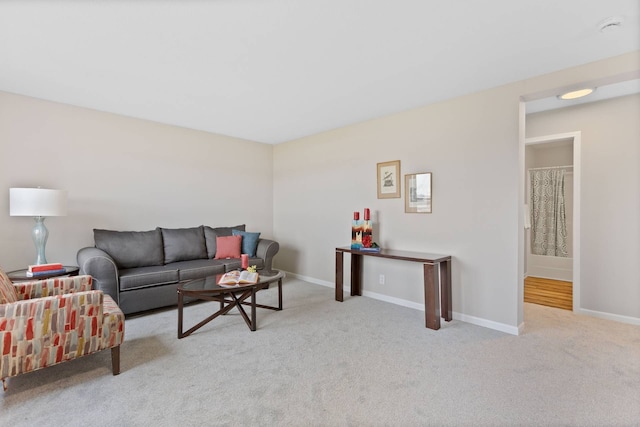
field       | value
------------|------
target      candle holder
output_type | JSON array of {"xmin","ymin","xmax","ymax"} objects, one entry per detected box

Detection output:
[{"xmin": 351, "ymin": 208, "xmax": 375, "ymax": 249}]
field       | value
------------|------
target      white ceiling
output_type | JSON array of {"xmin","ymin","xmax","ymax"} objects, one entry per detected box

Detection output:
[{"xmin": 1, "ymin": 1, "xmax": 638, "ymax": 144}]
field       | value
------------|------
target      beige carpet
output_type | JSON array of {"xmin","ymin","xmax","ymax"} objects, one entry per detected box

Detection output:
[{"xmin": 1, "ymin": 277, "xmax": 639, "ymax": 426}]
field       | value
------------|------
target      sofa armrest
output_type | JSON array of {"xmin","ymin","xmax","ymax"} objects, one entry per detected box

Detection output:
[
  {"xmin": 14, "ymin": 275, "xmax": 93, "ymax": 300},
  {"xmin": 256, "ymin": 238, "xmax": 279, "ymax": 274},
  {"xmin": 77, "ymin": 247, "xmax": 120, "ymax": 304}
]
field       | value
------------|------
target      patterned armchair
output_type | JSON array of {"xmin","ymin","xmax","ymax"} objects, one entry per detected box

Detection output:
[{"xmin": 0, "ymin": 268, "xmax": 124, "ymax": 390}]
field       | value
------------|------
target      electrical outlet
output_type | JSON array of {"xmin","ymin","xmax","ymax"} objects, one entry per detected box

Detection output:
[{"xmin": 379, "ymin": 274, "xmax": 385, "ymax": 285}]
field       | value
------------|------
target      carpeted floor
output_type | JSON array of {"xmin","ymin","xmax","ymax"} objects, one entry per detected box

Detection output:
[{"xmin": 1, "ymin": 277, "xmax": 639, "ymax": 426}]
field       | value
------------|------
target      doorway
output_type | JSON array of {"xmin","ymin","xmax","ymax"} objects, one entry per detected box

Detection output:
[{"xmin": 524, "ymin": 132, "xmax": 581, "ymax": 312}]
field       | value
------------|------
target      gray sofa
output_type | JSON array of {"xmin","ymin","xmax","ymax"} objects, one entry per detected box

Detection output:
[{"xmin": 76, "ymin": 225, "xmax": 279, "ymax": 315}]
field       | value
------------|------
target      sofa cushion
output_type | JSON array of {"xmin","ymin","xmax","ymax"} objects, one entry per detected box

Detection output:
[
  {"xmin": 171, "ymin": 259, "xmax": 227, "ymax": 281},
  {"xmin": 118, "ymin": 265, "xmax": 179, "ymax": 291},
  {"xmin": 232, "ymin": 230, "xmax": 261, "ymax": 257},
  {"xmin": 160, "ymin": 226, "xmax": 207, "ymax": 264},
  {"xmin": 0, "ymin": 269, "xmax": 18, "ymax": 304},
  {"xmin": 214, "ymin": 235, "xmax": 242, "ymax": 259},
  {"xmin": 204, "ymin": 224, "xmax": 246, "ymax": 258},
  {"xmin": 94, "ymin": 229, "xmax": 164, "ymax": 269},
  {"xmin": 222, "ymin": 257, "xmax": 264, "ymax": 272}
]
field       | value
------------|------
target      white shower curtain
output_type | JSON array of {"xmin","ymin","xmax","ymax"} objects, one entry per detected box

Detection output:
[{"xmin": 529, "ymin": 168, "xmax": 569, "ymax": 257}]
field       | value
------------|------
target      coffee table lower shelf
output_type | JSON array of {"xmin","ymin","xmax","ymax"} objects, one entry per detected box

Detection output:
[{"xmin": 177, "ymin": 271, "xmax": 285, "ymax": 338}]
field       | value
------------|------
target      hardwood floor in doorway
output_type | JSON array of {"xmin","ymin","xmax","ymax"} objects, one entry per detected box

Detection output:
[{"xmin": 524, "ymin": 276, "xmax": 573, "ymax": 311}]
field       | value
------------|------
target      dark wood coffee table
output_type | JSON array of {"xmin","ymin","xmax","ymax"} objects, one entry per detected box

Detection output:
[{"xmin": 177, "ymin": 271, "xmax": 285, "ymax": 338}]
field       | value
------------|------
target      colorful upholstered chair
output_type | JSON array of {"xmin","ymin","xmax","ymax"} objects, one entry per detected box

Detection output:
[{"xmin": 0, "ymin": 268, "xmax": 124, "ymax": 390}]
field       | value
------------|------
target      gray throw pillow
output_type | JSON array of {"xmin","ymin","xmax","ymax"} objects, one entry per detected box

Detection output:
[
  {"xmin": 160, "ymin": 226, "xmax": 207, "ymax": 264},
  {"xmin": 204, "ymin": 224, "xmax": 246, "ymax": 258},
  {"xmin": 94, "ymin": 229, "xmax": 164, "ymax": 269}
]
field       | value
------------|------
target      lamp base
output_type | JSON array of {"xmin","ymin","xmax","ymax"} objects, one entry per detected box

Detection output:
[{"xmin": 32, "ymin": 216, "xmax": 49, "ymax": 265}]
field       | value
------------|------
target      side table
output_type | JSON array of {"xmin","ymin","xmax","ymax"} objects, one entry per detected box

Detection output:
[
  {"xmin": 335, "ymin": 247, "xmax": 452, "ymax": 330},
  {"xmin": 7, "ymin": 266, "xmax": 80, "ymax": 282}
]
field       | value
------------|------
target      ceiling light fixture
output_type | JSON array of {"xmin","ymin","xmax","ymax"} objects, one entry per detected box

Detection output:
[{"xmin": 557, "ymin": 88, "xmax": 595, "ymax": 100}]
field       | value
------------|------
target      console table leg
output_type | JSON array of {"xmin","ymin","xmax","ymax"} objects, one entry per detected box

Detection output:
[
  {"xmin": 440, "ymin": 259, "xmax": 452, "ymax": 321},
  {"xmin": 423, "ymin": 263, "xmax": 441, "ymax": 330},
  {"xmin": 351, "ymin": 253, "xmax": 362, "ymax": 296},
  {"xmin": 335, "ymin": 251, "xmax": 344, "ymax": 301}
]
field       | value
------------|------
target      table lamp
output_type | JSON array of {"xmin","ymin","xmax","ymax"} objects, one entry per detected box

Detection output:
[{"xmin": 9, "ymin": 187, "xmax": 68, "ymax": 265}]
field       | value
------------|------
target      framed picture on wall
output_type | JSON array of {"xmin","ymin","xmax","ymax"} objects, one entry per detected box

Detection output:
[
  {"xmin": 377, "ymin": 160, "xmax": 401, "ymax": 199},
  {"xmin": 405, "ymin": 172, "xmax": 432, "ymax": 213}
]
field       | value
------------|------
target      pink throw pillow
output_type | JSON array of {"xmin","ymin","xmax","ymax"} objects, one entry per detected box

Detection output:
[{"xmin": 214, "ymin": 235, "xmax": 242, "ymax": 259}]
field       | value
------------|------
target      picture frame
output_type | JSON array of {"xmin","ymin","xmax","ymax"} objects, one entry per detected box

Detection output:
[
  {"xmin": 405, "ymin": 172, "xmax": 432, "ymax": 213},
  {"xmin": 377, "ymin": 160, "xmax": 401, "ymax": 199}
]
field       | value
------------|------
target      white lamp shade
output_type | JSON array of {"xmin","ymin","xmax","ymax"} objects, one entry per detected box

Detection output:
[{"xmin": 10, "ymin": 188, "xmax": 68, "ymax": 217}]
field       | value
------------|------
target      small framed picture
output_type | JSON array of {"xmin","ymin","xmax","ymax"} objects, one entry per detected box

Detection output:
[
  {"xmin": 377, "ymin": 160, "xmax": 401, "ymax": 199},
  {"xmin": 405, "ymin": 172, "xmax": 432, "ymax": 213}
]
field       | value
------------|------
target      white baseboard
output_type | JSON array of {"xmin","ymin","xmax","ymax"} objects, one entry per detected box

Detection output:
[
  {"xmin": 453, "ymin": 312, "xmax": 520, "ymax": 336},
  {"xmin": 284, "ymin": 271, "xmax": 520, "ymax": 335},
  {"xmin": 578, "ymin": 308, "xmax": 640, "ymax": 326},
  {"xmin": 361, "ymin": 289, "xmax": 426, "ymax": 311},
  {"xmin": 285, "ymin": 271, "xmax": 334, "ymax": 288}
]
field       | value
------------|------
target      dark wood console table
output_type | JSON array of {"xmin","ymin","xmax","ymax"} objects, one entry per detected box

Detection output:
[{"xmin": 335, "ymin": 247, "xmax": 452, "ymax": 330}]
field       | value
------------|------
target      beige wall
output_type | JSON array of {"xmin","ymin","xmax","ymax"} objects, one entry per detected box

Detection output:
[
  {"xmin": 527, "ymin": 94, "xmax": 640, "ymax": 319},
  {"xmin": 273, "ymin": 51, "xmax": 640, "ymax": 331},
  {"xmin": 0, "ymin": 92, "xmax": 274, "ymax": 271},
  {"xmin": 274, "ymin": 85, "xmax": 522, "ymax": 329},
  {"xmin": 528, "ymin": 144, "xmax": 573, "ymax": 167}
]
